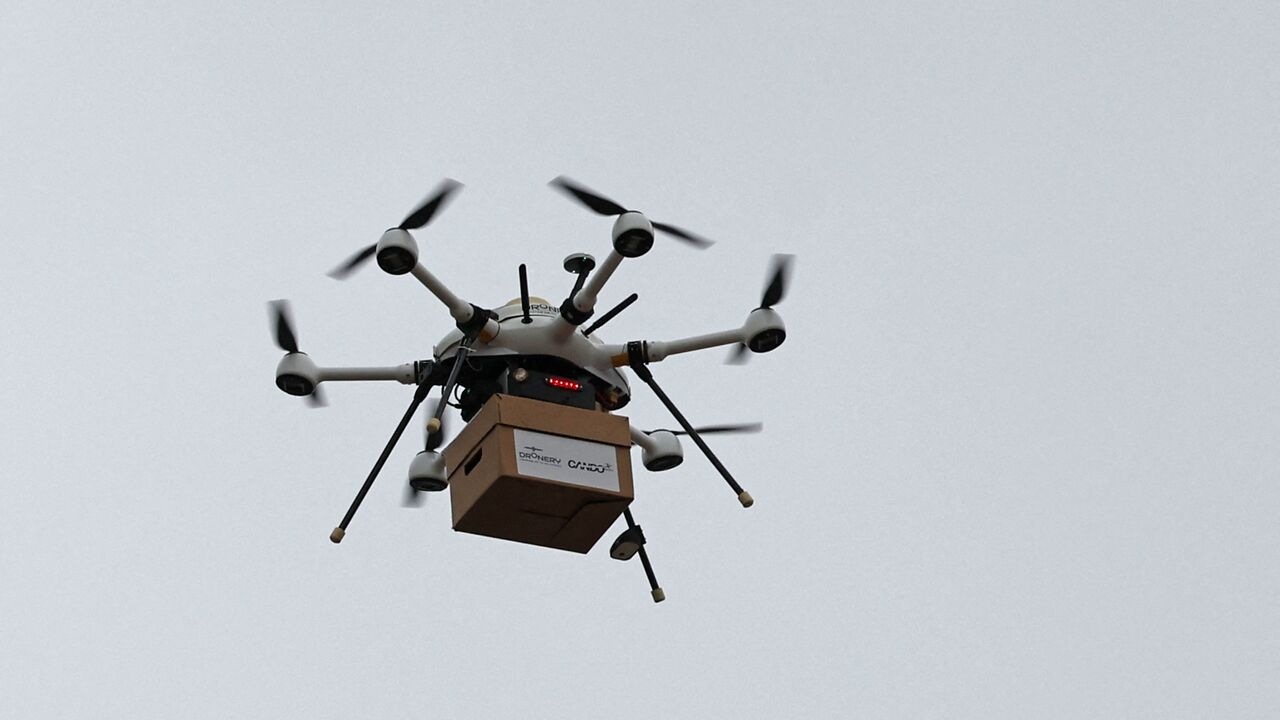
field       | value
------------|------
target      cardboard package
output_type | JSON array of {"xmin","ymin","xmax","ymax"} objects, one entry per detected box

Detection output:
[{"xmin": 442, "ymin": 394, "xmax": 634, "ymax": 553}]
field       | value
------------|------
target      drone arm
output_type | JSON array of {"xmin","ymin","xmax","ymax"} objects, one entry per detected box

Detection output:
[
  {"xmin": 646, "ymin": 329, "xmax": 744, "ymax": 362},
  {"xmin": 410, "ymin": 263, "xmax": 473, "ymax": 322},
  {"xmin": 570, "ymin": 249, "xmax": 624, "ymax": 316},
  {"xmin": 549, "ymin": 249, "xmax": 628, "ymax": 341},
  {"xmin": 318, "ymin": 364, "xmax": 418, "ymax": 384},
  {"xmin": 629, "ymin": 425, "xmax": 658, "ymax": 452},
  {"xmin": 277, "ymin": 356, "xmax": 431, "ymax": 398},
  {"xmin": 409, "ymin": 263, "xmax": 500, "ymax": 340},
  {"xmin": 602, "ymin": 308, "xmax": 786, "ymax": 365},
  {"xmin": 601, "ymin": 329, "xmax": 743, "ymax": 366}
]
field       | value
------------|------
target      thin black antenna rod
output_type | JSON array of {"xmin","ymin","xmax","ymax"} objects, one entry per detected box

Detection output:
[
  {"xmin": 627, "ymin": 343, "xmax": 753, "ymax": 508},
  {"xmin": 582, "ymin": 293, "xmax": 638, "ymax": 337},
  {"xmin": 331, "ymin": 379, "xmax": 434, "ymax": 543},
  {"xmin": 623, "ymin": 508, "xmax": 664, "ymax": 603},
  {"xmin": 518, "ymin": 264, "xmax": 532, "ymax": 324}
]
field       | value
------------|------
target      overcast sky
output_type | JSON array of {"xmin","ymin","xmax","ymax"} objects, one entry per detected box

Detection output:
[{"xmin": 2, "ymin": 2, "xmax": 1278, "ymax": 718}]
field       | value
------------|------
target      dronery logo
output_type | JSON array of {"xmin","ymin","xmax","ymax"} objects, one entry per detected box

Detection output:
[{"xmin": 519, "ymin": 445, "xmax": 562, "ymax": 466}]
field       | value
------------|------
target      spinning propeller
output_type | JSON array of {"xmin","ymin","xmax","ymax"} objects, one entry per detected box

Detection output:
[
  {"xmin": 549, "ymin": 176, "xmax": 714, "ymax": 249},
  {"xmin": 328, "ymin": 179, "xmax": 463, "ymax": 279},
  {"xmin": 728, "ymin": 254, "xmax": 794, "ymax": 364},
  {"xmin": 268, "ymin": 300, "xmax": 326, "ymax": 407}
]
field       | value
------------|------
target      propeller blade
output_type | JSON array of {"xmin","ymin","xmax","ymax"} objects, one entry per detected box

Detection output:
[
  {"xmin": 652, "ymin": 221, "xmax": 714, "ymax": 249},
  {"xmin": 327, "ymin": 244, "xmax": 376, "ymax": 280},
  {"xmin": 655, "ymin": 422, "xmax": 763, "ymax": 437},
  {"xmin": 329, "ymin": 179, "xmax": 460, "ymax": 280},
  {"xmin": 399, "ymin": 179, "xmax": 463, "ymax": 230},
  {"xmin": 726, "ymin": 342, "xmax": 749, "ymax": 364},
  {"xmin": 760, "ymin": 254, "xmax": 794, "ymax": 309},
  {"xmin": 549, "ymin": 176, "xmax": 628, "ymax": 216},
  {"xmin": 551, "ymin": 177, "xmax": 713, "ymax": 250},
  {"xmin": 269, "ymin": 300, "xmax": 299, "ymax": 353},
  {"xmin": 306, "ymin": 386, "xmax": 328, "ymax": 408}
]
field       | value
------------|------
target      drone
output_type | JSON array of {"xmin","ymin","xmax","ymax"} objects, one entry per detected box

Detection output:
[{"xmin": 269, "ymin": 177, "xmax": 793, "ymax": 602}]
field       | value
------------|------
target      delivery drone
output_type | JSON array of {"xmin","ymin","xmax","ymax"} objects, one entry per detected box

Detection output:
[{"xmin": 269, "ymin": 177, "xmax": 792, "ymax": 602}]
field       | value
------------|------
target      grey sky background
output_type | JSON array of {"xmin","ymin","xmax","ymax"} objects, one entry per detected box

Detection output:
[{"xmin": 2, "ymin": 2, "xmax": 1277, "ymax": 718}]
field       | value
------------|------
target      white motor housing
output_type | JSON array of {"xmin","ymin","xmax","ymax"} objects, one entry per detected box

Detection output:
[
  {"xmin": 376, "ymin": 228, "xmax": 419, "ymax": 275},
  {"xmin": 408, "ymin": 450, "xmax": 448, "ymax": 492},
  {"xmin": 742, "ymin": 307, "xmax": 786, "ymax": 354},
  {"xmin": 612, "ymin": 211, "xmax": 654, "ymax": 257},
  {"xmin": 641, "ymin": 430, "xmax": 683, "ymax": 471},
  {"xmin": 275, "ymin": 352, "xmax": 320, "ymax": 396}
]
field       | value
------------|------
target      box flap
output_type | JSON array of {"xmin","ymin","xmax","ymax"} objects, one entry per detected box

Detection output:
[{"xmin": 489, "ymin": 394, "xmax": 631, "ymax": 445}]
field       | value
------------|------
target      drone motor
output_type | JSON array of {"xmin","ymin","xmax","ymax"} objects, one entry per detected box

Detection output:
[
  {"xmin": 635, "ymin": 429, "xmax": 683, "ymax": 472},
  {"xmin": 275, "ymin": 353, "xmax": 319, "ymax": 396},
  {"xmin": 743, "ymin": 307, "xmax": 787, "ymax": 354},
  {"xmin": 408, "ymin": 450, "xmax": 448, "ymax": 492},
  {"xmin": 611, "ymin": 212, "xmax": 655, "ymax": 257},
  {"xmin": 376, "ymin": 228, "xmax": 419, "ymax": 275}
]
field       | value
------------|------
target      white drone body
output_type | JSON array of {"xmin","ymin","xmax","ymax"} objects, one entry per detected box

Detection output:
[{"xmin": 270, "ymin": 177, "xmax": 792, "ymax": 602}]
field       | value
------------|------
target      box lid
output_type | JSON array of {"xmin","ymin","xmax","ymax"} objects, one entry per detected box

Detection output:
[{"xmin": 444, "ymin": 394, "xmax": 631, "ymax": 469}]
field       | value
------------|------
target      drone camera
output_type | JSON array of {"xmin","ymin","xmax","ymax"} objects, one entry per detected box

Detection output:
[
  {"xmin": 376, "ymin": 228, "xmax": 419, "ymax": 275},
  {"xmin": 611, "ymin": 212, "xmax": 654, "ymax": 258},
  {"xmin": 742, "ymin": 307, "xmax": 787, "ymax": 354},
  {"xmin": 275, "ymin": 353, "xmax": 320, "ymax": 397},
  {"xmin": 408, "ymin": 450, "xmax": 448, "ymax": 492}
]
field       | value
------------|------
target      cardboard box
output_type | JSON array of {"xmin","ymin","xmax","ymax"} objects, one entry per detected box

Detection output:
[{"xmin": 443, "ymin": 394, "xmax": 633, "ymax": 553}]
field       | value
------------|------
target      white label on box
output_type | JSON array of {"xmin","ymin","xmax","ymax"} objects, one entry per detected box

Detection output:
[{"xmin": 512, "ymin": 428, "xmax": 621, "ymax": 492}]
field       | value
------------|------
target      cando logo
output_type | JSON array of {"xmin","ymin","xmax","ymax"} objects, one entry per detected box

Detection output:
[{"xmin": 568, "ymin": 459, "xmax": 615, "ymax": 474}]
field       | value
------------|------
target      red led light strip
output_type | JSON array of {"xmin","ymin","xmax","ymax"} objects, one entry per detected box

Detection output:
[{"xmin": 545, "ymin": 376, "xmax": 583, "ymax": 391}]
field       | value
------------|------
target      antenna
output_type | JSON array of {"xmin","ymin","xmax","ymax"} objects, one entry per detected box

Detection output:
[
  {"xmin": 563, "ymin": 253, "xmax": 596, "ymax": 300},
  {"xmin": 583, "ymin": 293, "xmax": 638, "ymax": 337},
  {"xmin": 518, "ymin": 264, "xmax": 532, "ymax": 324}
]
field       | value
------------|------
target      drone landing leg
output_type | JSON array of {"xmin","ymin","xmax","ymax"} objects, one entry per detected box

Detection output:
[
  {"xmin": 425, "ymin": 333, "xmax": 477, "ymax": 445},
  {"xmin": 627, "ymin": 343, "xmax": 754, "ymax": 508},
  {"xmin": 624, "ymin": 508, "xmax": 665, "ymax": 603},
  {"xmin": 330, "ymin": 379, "xmax": 434, "ymax": 543}
]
